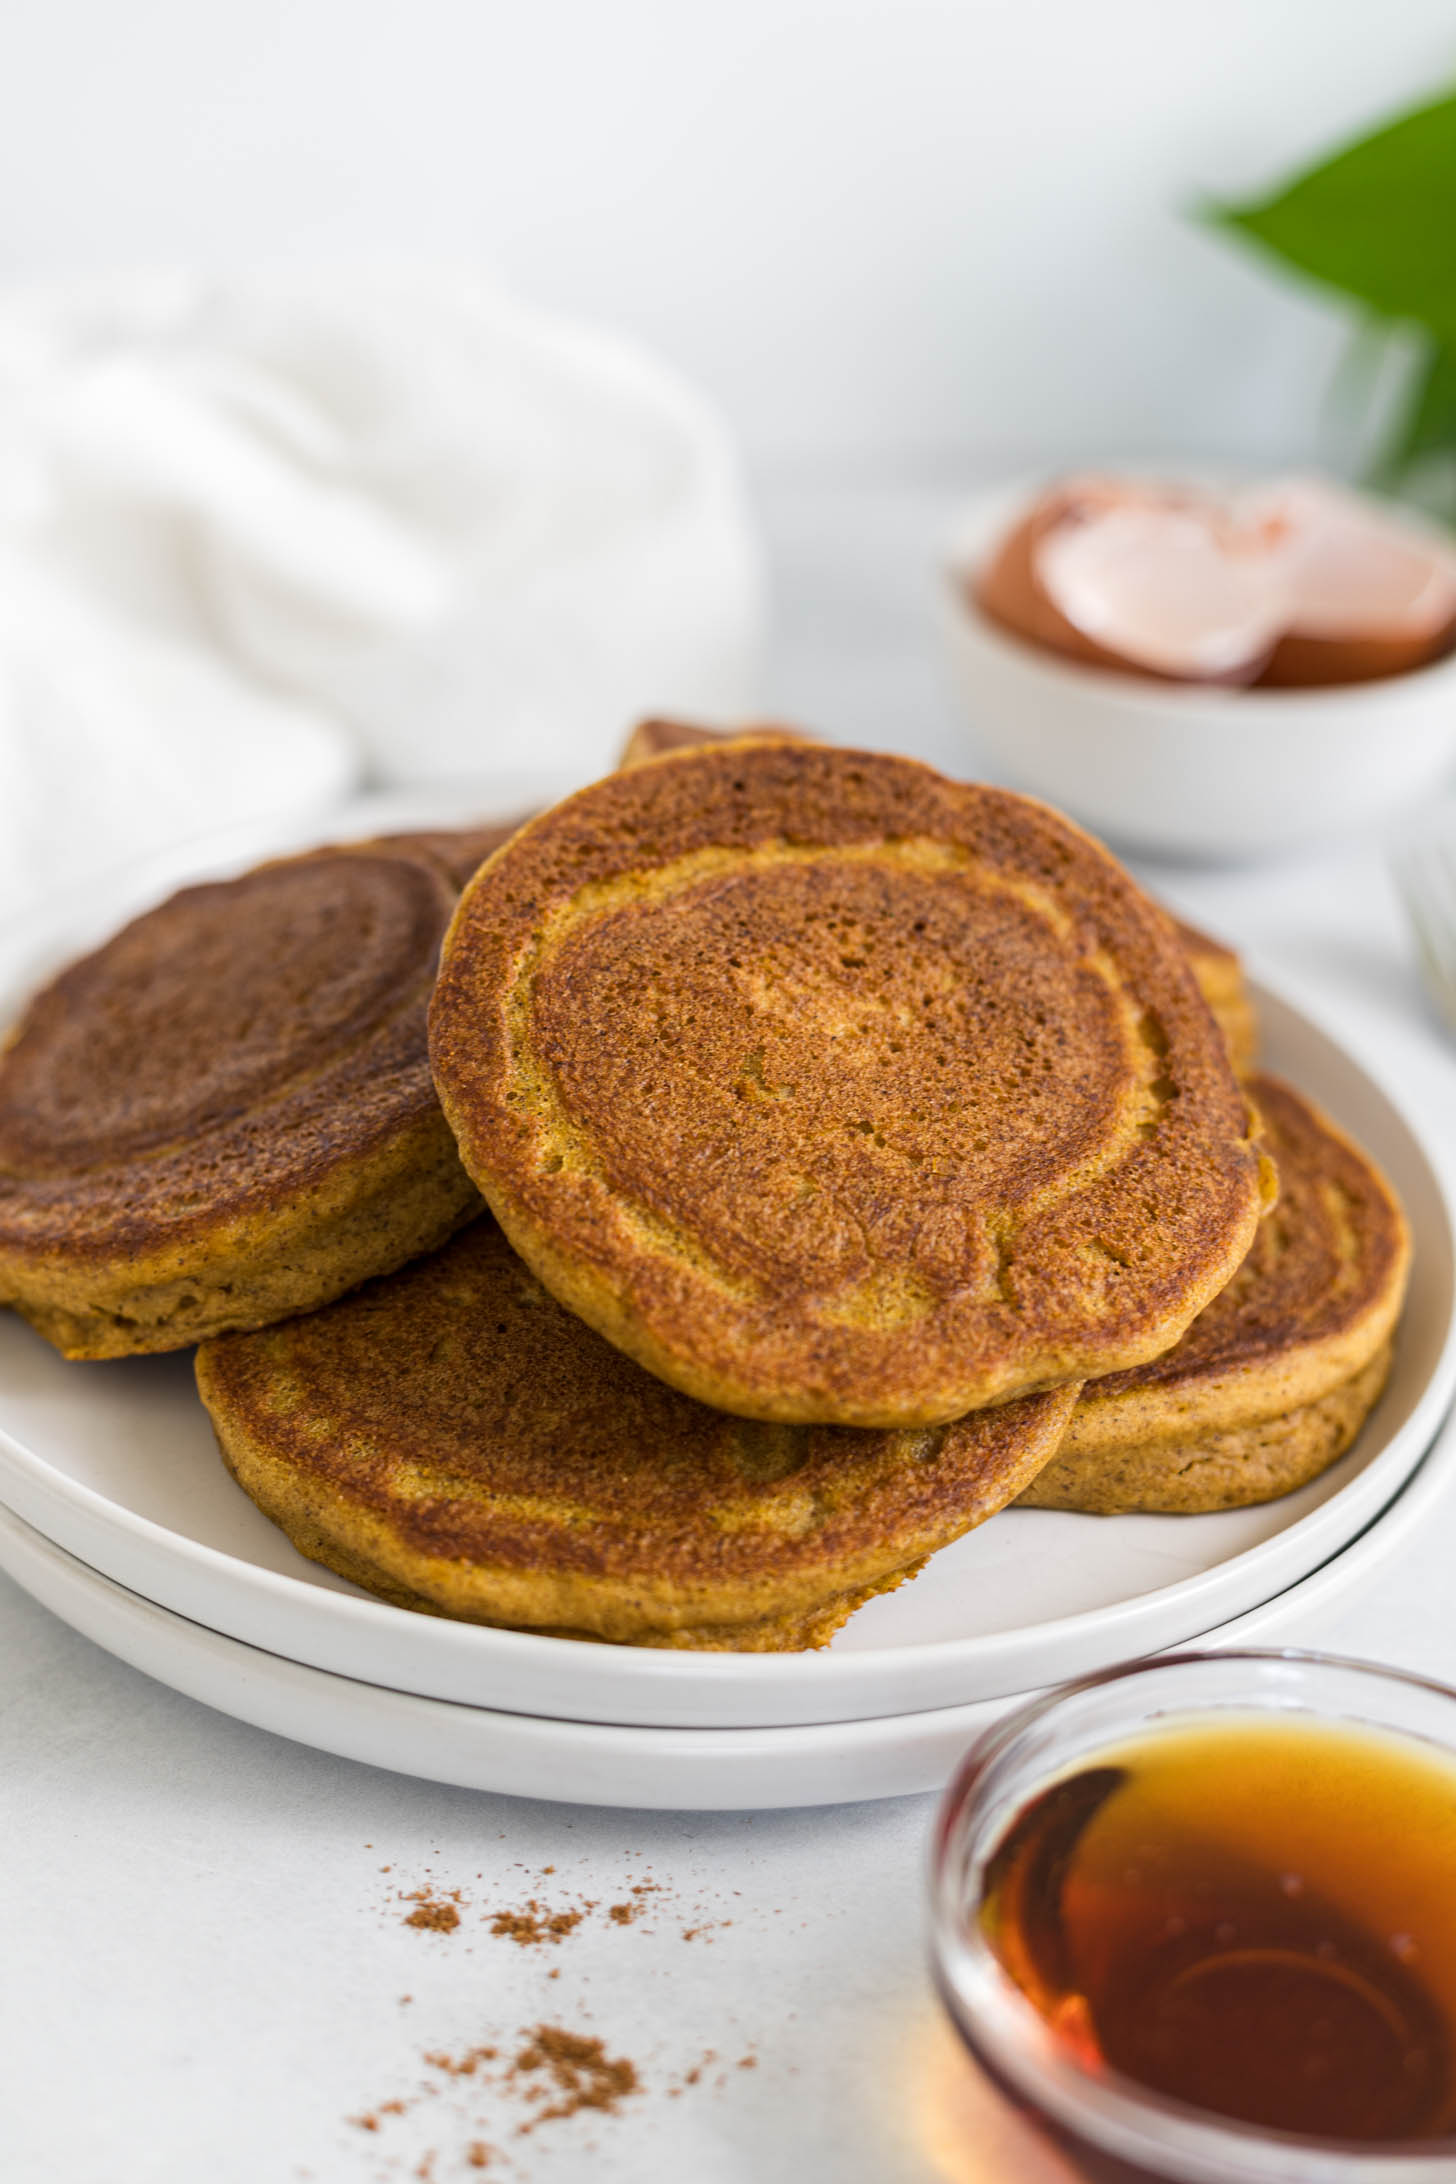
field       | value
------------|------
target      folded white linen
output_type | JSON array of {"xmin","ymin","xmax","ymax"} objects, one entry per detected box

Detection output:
[
  {"xmin": 0, "ymin": 542, "xmax": 355, "ymax": 927},
  {"xmin": 0, "ymin": 269, "xmax": 764, "ymax": 926}
]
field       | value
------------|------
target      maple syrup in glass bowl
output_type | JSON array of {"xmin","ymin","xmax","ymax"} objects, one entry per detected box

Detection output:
[{"xmin": 929, "ymin": 1651, "xmax": 1456, "ymax": 2182}]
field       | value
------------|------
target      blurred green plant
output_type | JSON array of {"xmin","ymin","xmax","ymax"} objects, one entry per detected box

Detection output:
[{"xmin": 1206, "ymin": 87, "xmax": 1456, "ymax": 519}]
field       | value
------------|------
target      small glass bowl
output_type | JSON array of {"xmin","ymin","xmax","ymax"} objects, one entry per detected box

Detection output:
[{"xmin": 928, "ymin": 1650, "xmax": 1456, "ymax": 2184}]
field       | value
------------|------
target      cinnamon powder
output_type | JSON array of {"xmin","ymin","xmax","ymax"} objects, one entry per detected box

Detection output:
[
  {"xmin": 400, "ymin": 1886, "xmax": 465, "ymax": 1932},
  {"xmin": 358, "ymin": 1858, "xmax": 752, "ymax": 2165},
  {"xmin": 508, "ymin": 2025, "xmax": 641, "ymax": 2132},
  {"xmin": 489, "ymin": 1902, "xmax": 586, "ymax": 1946}
]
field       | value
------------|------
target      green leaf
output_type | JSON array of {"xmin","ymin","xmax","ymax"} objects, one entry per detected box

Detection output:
[
  {"xmin": 1381, "ymin": 342, "xmax": 1456, "ymax": 475},
  {"xmin": 1206, "ymin": 89, "xmax": 1456, "ymax": 351}
]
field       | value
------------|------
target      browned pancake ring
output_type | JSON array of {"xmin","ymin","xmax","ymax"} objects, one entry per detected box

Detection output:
[
  {"xmin": 2, "ymin": 853, "xmax": 446, "ymax": 1171},
  {"xmin": 621, "ymin": 725, "xmax": 1259, "ymax": 1079},
  {"xmin": 197, "ymin": 1219, "xmax": 1079, "ymax": 1650},
  {"xmin": 0, "ymin": 844, "xmax": 481, "ymax": 1356},
  {"xmin": 429, "ymin": 742, "xmax": 1271, "ymax": 1426}
]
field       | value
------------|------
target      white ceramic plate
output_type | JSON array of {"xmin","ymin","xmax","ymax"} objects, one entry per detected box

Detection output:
[
  {"xmin": 1, "ymin": 1420, "xmax": 1449, "ymax": 1812},
  {"xmin": 2, "ymin": 930, "xmax": 1452, "ymax": 1727}
]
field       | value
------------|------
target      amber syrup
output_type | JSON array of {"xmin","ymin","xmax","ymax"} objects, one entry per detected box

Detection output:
[{"xmin": 980, "ymin": 1717, "xmax": 1456, "ymax": 2145}]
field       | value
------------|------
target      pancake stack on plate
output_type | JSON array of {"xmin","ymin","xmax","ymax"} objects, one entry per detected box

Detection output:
[{"xmin": 0, "ymin": 731, "xmax": 1410, "ymax": 1652}]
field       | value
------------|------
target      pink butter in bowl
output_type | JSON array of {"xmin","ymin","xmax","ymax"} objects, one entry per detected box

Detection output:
[{"xmin": 946, "ymin": 475, "xmax": 1456, "ymax": 860}]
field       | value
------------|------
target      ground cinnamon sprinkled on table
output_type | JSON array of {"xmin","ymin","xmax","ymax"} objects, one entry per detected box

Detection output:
[
  {"xmin": 347, "ymin": 2005, "xmax": 758, "ymax": 2168},
  {"xmin": 423, "ymin": 2045, "xmax": 498, "ymax": 2077},
  {"xmin": 404, "ymin": 1898, "xmax": 460, "ymax": 1933},
  {"xmin": 354, "ymin": 1859, "xmax": 760, "ymax": 2165},
  {"xmin": 489, "ymin": 1901, "xmax": 587, "ymax": 1946},
  {"xmin": 509, "ymin": 2026, "xmax": 640, "ymax": 2132},
  {"xmin": 398, "ymin": 1884, "xmax": 467, "ymax": 1932},
  {"xmin": 348, "ymin": 2090, "xmax": 421, "ymax": 2133}
]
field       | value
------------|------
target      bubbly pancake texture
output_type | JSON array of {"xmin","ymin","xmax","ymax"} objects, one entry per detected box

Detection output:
[
  {"xmin": 1019, "ymin": 1074, "xmax": 1408, "ymax": 1512},
  {"xmin": 0, "ymin": 844, "xmax": 481, "ymax": 1358},
  {"xmin": 196, "ymin": 1219, "xmax": 1079, "ymax": 1649},
  {"xmin": 429, "ymin": 742, "xmax": 1271, "ymax": 1427}
]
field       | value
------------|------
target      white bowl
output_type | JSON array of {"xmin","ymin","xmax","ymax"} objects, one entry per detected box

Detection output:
[{"xmin": 943, "ymin": 482, "xmax": 1456, "ymax": 860}]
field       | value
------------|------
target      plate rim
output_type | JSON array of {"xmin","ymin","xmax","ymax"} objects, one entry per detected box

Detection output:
[{"xmin": 2, "ymin": 1416, "xmax": 1450, "ymax": 1813}]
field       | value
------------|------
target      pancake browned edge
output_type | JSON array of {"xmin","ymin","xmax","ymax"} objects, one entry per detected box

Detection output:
[
  {"xmin": 618, "ymin": 717, "xmax": 815, "ymax": 768},
  {"xmin": 197, "ymin": 1218, "xmax": 1080, "ymax": 1650},
  {"xmin": 1019, "ymin": 1073, "xmax": 1409, "ymax": 1513},
  {"xmin": 0, "ymin": 843, "xmax": 482, "ymax": 1359},
  {"xmin": 429, "ymin": 740, "xmax": 1272, "ymax": 1428}
]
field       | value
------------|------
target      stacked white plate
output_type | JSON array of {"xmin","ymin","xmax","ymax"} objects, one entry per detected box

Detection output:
[{"xmin": 2, "ymin": 805, "xmax": 1454, "ymax": 1810}]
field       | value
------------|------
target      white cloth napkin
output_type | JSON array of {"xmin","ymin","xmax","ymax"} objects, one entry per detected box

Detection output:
[{"xmin": 0, "ymin": 269, "xmax": 765, "ymax": 926}]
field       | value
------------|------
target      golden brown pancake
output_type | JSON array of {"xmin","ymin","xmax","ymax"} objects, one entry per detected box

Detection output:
[
  {"xmin": 0, "ymin": 842, "xmax": 481, "ymax": 1358},
  {"xmin": 1018, "ymin": 1074, "xmax": 1409, "ymax": 1512},
  {"xmin": 1173, "ymin": 918, "xmax": 1257, "ymax": 1073},
  {"xmin": 627, "ymin": 726, "xmax": 1257, "ymax": 1081},
  {"xmin": 625, "ymin": 724, "xmax": 1260, "ymax": 1076},
  {"xmin": 429, "ymin": 740, "xmax": 1272, "ymax": 1427},
  {"xmin": 196, "ymin": 1218, "xmax": 1079, "ymax": 1650}
]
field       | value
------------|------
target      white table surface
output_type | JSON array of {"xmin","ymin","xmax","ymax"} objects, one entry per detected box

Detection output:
[{"xmin": 7, "ymin": 475, "xmax": 1456, "ymax": 2184}]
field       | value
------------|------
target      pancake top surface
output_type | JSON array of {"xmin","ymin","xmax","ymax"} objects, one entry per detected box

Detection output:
[
  {"xmin": 1078, "ymin": 1072, "xmax": 1409, "ymax": 1417},
  {"xmin": 429, "ymin": 742, "xmax": 1268, "ymax": 1424},
  {"xmin": 0, "ymin": 844, "xmax": 458, "ymax": 1257},
  {"xmin": 198, "ymin": 1218, "xmax": 1075, "ymax": 1590}
]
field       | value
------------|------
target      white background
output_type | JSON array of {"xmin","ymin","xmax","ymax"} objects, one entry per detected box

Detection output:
[{"xmin": 0, "ymin": 0, "xmax": 1452, "ymax": 465}]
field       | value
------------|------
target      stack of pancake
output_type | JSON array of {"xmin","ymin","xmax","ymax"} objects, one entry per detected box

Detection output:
[{"xmin": 0, "ymin": 732, "xmax": 1408, "ymax": 1651}]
